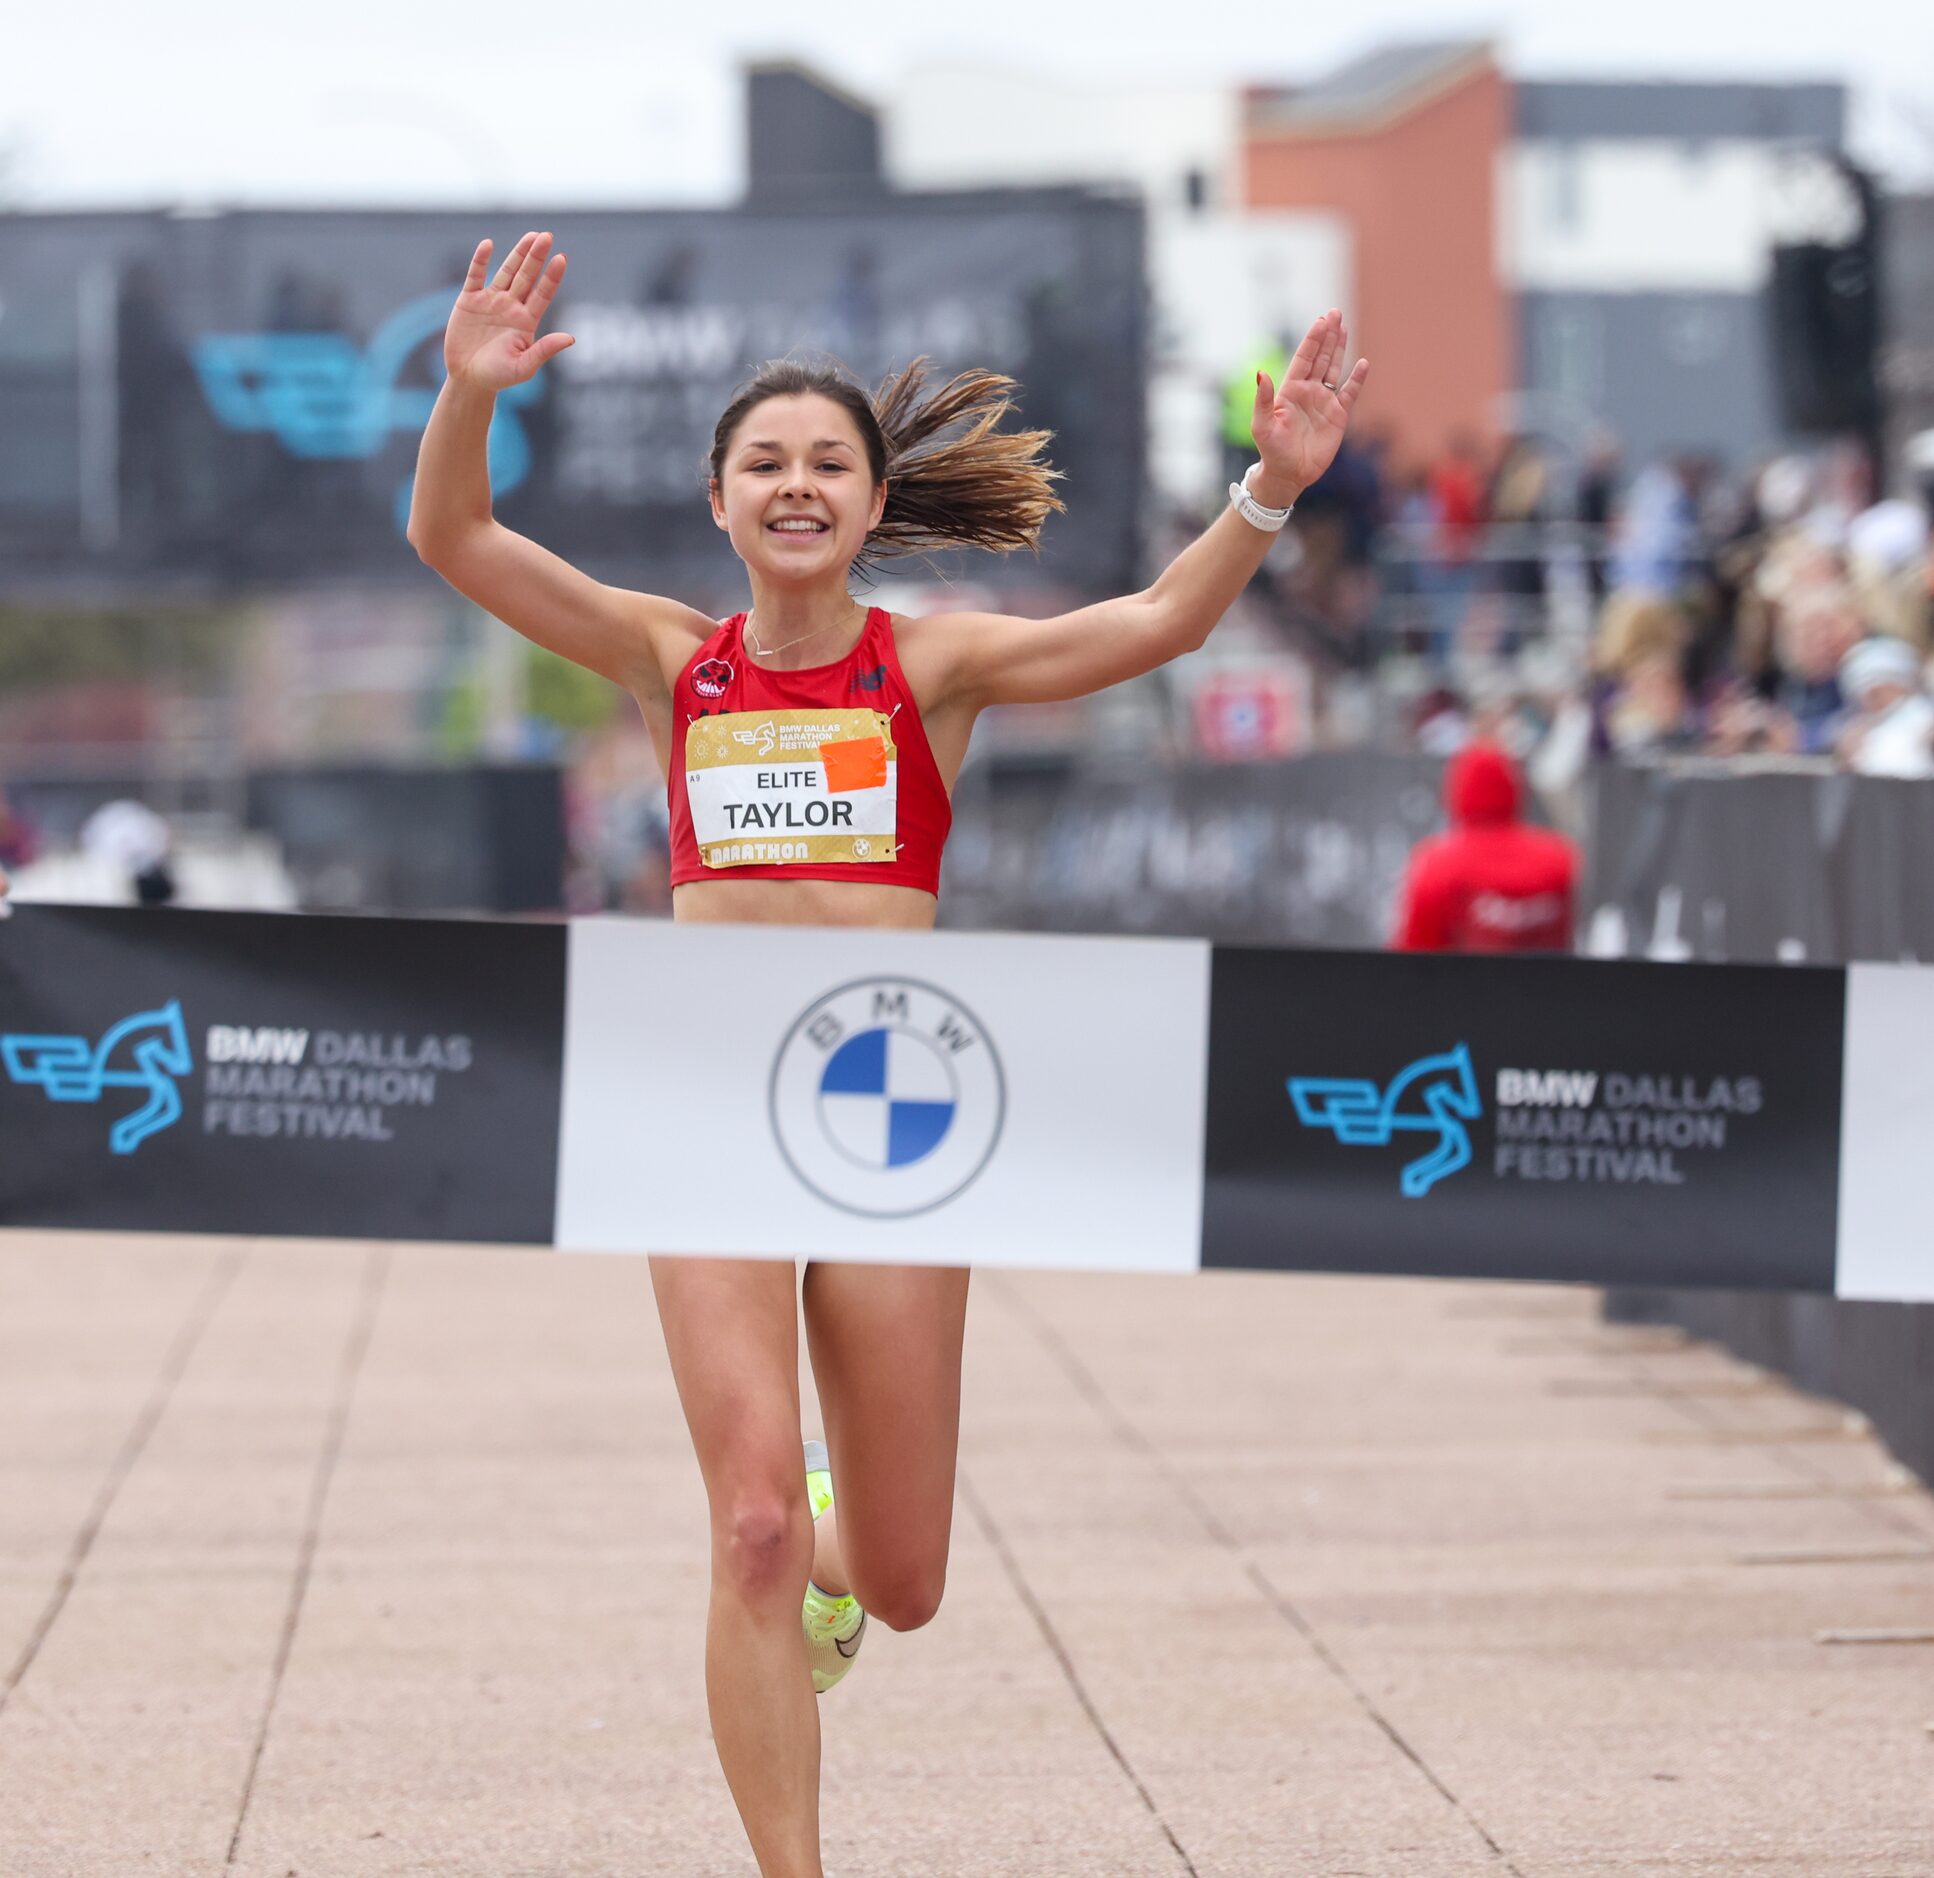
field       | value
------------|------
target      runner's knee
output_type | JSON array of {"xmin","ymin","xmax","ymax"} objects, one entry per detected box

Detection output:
[
  {"xmin": 713, "ymin": 1492, "xmax": 813, "ymax": 1602},
  {"xmin": 858, "ymin": 1563, "xmax": 946, "ymax": 1632}
]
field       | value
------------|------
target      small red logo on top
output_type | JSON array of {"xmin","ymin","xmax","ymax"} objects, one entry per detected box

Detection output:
[{"xmin": 692, "ymin": 659, "xmax": 734, "ymax": 699}]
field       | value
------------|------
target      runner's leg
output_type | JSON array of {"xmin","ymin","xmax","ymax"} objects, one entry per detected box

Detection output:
[
  {"xmin": 800, "ymin": 1262, "xmax": 971, "ymax": 1631},
  {"xmin": 649, "ymin": 1254, "xmax": 822, "ymax": 1878}
]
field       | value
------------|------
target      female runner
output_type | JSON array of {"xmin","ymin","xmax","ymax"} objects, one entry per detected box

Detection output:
[{"xmin": 408, "ymin": 229, "xmax": 1367, "ymax": 1878}]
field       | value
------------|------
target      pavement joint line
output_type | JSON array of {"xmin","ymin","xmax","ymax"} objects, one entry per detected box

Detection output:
[
  {"xmin": 1667, "ymin": 1481, "xmax": 1923, "ymax": 1501},
  {"xmin": 1734, "ymin": 1545, "xmax": 1934, "ymax": 1566},
  {"xmin": 954, "ymin": 1465, "xmax": 1200, "ymax": 1878},
  {"xmin": 1610, "ymin": 1349, "xmax": 1934, "ymax": 1549},
  {"xmin": 0, "ymin": 1244, "xmax": 245, "ymax": 1724},
  {"xmin": 1498, "ymin": 1333, "xmax": 1695, "ymax": 1356},
  {"xmin": 1607, "ymin": 1344, "xmax": 1934, "ymax": 1662},
  {"xmin": 1440, "ymin": 1297, "xmax": 1596, "ymax": 1322},
  {"xmin": 224, "ymin": 1245, "xmax": 390, "ymax": 1871},
  {"xmin": 1813, "ymin": 1627, "xmax": 1934, "ymax": 1646},
  {"xmin": 983, "ymin": 1275, "xmax": 1529, "ymax": 1878},
  {"xmin": 1641, "ymin": 1423, "xmax": 1873, "ymax": 1444},
  {"xmin": 1542, "ymin": 1377, "xmax": 1781, "ymax": 1398}
]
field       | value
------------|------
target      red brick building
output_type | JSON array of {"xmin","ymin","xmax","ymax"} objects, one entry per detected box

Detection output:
[{"xmin": 1242, "ymin": 43, "xmax": 1513, "ymax": 467}]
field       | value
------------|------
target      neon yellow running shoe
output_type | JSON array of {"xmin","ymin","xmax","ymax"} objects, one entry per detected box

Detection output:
[{"xmin": 803, "ymin": 1438, "xmax": 866, "ymax": 1695}]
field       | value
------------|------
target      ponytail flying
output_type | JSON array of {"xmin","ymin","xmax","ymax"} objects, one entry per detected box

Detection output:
[{"xmin": 707, "ymin": 356, "xmax": 1065, "ymax": 576}]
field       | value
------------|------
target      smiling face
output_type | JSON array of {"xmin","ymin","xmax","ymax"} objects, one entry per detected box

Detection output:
[{"xmin": 710, "ymin": 393, "xmax": 887, "ymax": 584}]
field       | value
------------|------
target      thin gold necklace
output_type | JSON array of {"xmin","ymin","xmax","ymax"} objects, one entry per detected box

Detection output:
[{"xmin": 746, "ymin": 601, "xmax": 865, "ymax": 662}]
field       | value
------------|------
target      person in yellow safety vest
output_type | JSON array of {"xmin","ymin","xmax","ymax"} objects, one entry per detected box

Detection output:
[{"xmin": 1224, "ymin": 341, "xmax": 1290, "ymax": 449}]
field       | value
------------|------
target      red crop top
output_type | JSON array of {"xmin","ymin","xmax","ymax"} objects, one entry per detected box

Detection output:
[{"xmin": 667, "ymin": 607, "xmax": 953, "ymax": 894}]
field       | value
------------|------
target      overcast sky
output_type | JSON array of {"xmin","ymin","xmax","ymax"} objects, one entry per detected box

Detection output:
[{"xmin": 8, "ymin": 0, "xmax": 1933, "ymax": 208}]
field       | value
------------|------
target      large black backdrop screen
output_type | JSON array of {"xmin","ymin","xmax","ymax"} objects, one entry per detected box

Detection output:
[
  {"xmin": 1585, "ymin": 764, "xmax": 1934, "ymax": 963},
  {"xmin": 0, "ymin": 198, "xmax": 1144, "ymax": 598}
]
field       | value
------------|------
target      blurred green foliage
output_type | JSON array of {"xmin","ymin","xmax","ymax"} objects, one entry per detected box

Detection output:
[
  {"xmin": 433, "ymin": 675, "xmax": 483, "ymax": 758},
  {"xmin": 525, "ymin": 643, "xmax": 622, "ymax": 732},
  {"xmin": 435, "ymin": 645, "xmax": 621, "ymax": 757}
]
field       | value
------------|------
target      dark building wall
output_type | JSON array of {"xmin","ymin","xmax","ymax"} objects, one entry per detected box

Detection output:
[
  {"xmin": 744, "ymin": 62, "xmax": 883, "ymax": 197},
  {"xmin": 1882, "ymin": 191, "xmax": 1934, "ymax": 478},
  {"xmin": 1520, "ymin": 287, "xmax": 1787, "ymax": 468},
  {"xmin": 1516, "ymin": 80, "xmax": 1845, "ymax": 145}
]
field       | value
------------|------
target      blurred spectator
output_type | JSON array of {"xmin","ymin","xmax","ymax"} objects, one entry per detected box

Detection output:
[
  {"xmin": 1846, "ymin": 498, "xmax": 1932, "ymax": 653},
  {"xmin": 1384, "ymin": 461, "xmax": 1437, "ymax": 652},
  {"xmin": 1393, "ymin": 742, "xmax": 1577, "ymax": 953},
  {"xmin": 1594, "ymin": 589, "xmax": 1689, "ymax": 674},
  {"xmin": 1485, "ymin": 435, "xmax": 1551, "ymax": 625},
  {"xmin": 0, "ymin": 785, "xmax": 38, "ymax": 872},
  {"xmin": 1422, "ymin": 429, "xmax": 1487, "ymax": 660},
  {"xmin": 1409, "ymin": 684, "xmax": 1471, "ymax": 756},
  {"xmin": 1589, "ymin": 591, "xmax": 1700, "ymax": 757},
  {"xmin": 1577, "ymin": 430, "xmax": 1622, "ymax": 599},
  {"xmin": 1767, "ymin": 584, "xmax": 1862, "ymax": 755},
  {"xmin": 1292, "ymin": 434, "xmax": 1385, "ymax": 636},
  {"xmin": 1737, "ymin": 525, "xmax": 1841, "ymax": 688},
  {"xmin": 1610, "ymin": 458, "xmax": 1700, "ymax": 596},
  {"xmin": 1604, "ymin": 652, "xmax": 1702, "ymax": 757},
  {"xmin": 1835, "ymin": 637, "xmax": 1934, "ymax": 778},
  {"xmin": 1704, "ymin": 680, "xmax": 1788, "ymax": 759},
  {"xmin": 80, "ymin": 798, "xmax": 177, "ymax": 906},
  {"xmin": 0, "ymin": 785, "xmax": 36, "ymax": 920}
]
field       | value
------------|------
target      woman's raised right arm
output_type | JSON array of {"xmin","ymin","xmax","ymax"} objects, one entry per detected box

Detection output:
[{"xmin": 407, "ymin": 232, "xmax": 706, "ymax": 697}]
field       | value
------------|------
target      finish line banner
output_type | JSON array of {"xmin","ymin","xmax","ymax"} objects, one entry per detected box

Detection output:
[{"xmin": 0, "ymin": 906, "xmax": 1926, "ymax": 1303}]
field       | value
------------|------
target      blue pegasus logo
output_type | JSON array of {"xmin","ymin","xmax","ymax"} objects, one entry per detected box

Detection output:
[
  {"xmin": 191, "ymin": 289, "xmax": 541, "ymax": 532},
  {"xmin": 2, "ymin": 1000, "xmax": 194, "ymax": 1155},
  {"xmin": 1288, "ymin": 1043, "xmax": 1481, "ymax": 1198}
]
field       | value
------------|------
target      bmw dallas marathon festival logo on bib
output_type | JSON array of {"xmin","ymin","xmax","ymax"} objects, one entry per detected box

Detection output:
[{"xmin": 770, "ymin": 978, "xmax": 1004, "ymax": 1217}]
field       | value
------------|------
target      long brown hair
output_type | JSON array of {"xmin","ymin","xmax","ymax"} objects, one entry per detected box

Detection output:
[{"xmin": 707, "ymin": 356, "xmax": 1064, "ymax": 576}]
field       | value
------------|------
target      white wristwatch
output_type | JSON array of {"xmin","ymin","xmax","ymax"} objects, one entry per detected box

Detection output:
[{"xmin": 1227, "ymin": 463, "xmax": 1295, "ymax": 532}]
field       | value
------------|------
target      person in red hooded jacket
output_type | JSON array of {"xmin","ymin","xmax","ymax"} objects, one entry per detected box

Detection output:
[{"xmin": 1393, "ymin": 741, "xmax": 1577, "ymax": 952}]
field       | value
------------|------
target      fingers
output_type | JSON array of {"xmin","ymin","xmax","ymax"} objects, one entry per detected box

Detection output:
[
  {"xmin": 1253, "ymin": 368, "xmax": 1275, "ymax": 421},
  {"xmin": 1313, "ymin": 313, "xmax": 1343, "ymax": 390},
  {"xmin": 509, "ymin": 231, "xmax": 554, "ymax": 301},
  {"xmin": 490, "ymin": 230, "xmax": 536, "ymax": 292},
  {"xmin": 512, "ymin": 331, "xmax": 576, "ymax": 386},
  {"xmin": 1285, "ymin": 311, "xmax": 1332, "ymax": 381},
  {"xmin": 1336, "ymin": 357, "xmax": 1370, "ymax": 414},
  {"xmin": 528, "ymin": 250, "xmax": 567, "ymax": 322},
  {"xmin": 463, "ymin": 238, "xmax": 493, "ymax": 293}
]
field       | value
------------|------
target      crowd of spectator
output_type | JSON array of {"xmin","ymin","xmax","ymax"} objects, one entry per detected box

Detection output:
[{"xmin": 1362, "ymin": 432, "xmax": 1934, "ymax": 781}]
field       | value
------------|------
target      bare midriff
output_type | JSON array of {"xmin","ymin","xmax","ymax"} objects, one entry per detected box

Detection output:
[{"xmin": 671, "ymin": 876, "xmax": 939, "ymax": 930}]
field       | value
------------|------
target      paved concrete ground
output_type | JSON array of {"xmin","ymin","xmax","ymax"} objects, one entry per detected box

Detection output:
[{"xmin": 1, "ymin": 1234, "xmax": 1930, "ymax": 1877}]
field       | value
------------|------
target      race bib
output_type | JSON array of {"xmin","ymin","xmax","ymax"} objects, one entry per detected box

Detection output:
[{"xmin": 684, "ymin": 708, "xmax": 899, "ymax": 868}]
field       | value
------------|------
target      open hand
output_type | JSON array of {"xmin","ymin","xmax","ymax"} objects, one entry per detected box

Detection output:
[
  {"xmin": 443, "ymin": 230, "xmax": 574, "ymax": 392},
  {"xmin": 1251, "ymin": 310, "xmax": 1369, "ymax": 501}
]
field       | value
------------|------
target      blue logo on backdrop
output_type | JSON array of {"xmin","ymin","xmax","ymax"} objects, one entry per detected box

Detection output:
[
  {"xmin": 191, "ymin": 289, "xmax": 541, "ymax": 533},
  {"xmin": 2, "ymin": 1000, "xmax": 193, "ymax": 1155},
  {"xmin": 1289, "ymin": 1043, "xmax": 1481, "ymax": 1198},
  {"xmin": 770, "ymin": 978, "xmax": 1005, "ymax": 1217}
]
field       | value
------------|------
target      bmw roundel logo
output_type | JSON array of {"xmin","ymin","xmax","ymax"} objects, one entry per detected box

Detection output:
[{"xmin": 769, "ymin": 977, "xmax": 1005, "ymax": 1217}]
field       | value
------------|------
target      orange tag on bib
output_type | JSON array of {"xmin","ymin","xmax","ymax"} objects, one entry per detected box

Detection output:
[{"xmin": 819, "ymin": 735, "xmax": 888, "ymax": 794}]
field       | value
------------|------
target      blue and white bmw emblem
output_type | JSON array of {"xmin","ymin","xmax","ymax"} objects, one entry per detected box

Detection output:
[{"xmin": 770, "ymin": 977, "xmax": 1005, "ymax": 1217}]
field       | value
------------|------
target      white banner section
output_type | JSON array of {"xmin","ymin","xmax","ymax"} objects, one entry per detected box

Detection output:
[
  {"xmin": 1836, "ymin": 964, "xmax": 1934, "ymax": 1303},
  {"xmin": 555, "ymin": 921, "xmax": 1211, "ymax": 1272}
]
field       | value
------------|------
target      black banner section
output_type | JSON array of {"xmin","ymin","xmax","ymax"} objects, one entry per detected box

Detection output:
[
  {"xmin": 943, "ymin": 752, "xmax": 1447, "ymax": 946},
  {"xmin": 0, "ymin": 906, "xmax": 564, "ymax": 1243},
  {"xmin": 1585, "ymin": 765, "xmax": 1934, "ymax": 964},
  {"xmin": 0, "ymin": 198, "xmax": 1143, "ymax": 600},
  {"xmin": 1203, "ymin": 947, "xmax": 1845, "ymax": 1290}
]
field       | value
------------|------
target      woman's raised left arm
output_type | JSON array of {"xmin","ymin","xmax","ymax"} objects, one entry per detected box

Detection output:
[{"xmin": 929, "ymin": 310, "xmax": 1368, "ymax": 709}]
